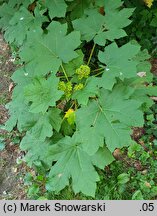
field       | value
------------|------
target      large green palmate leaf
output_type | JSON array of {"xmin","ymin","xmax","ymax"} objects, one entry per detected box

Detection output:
[
  {"xmin": 29, "ymin": 108, "xmax": 62, "ymax": 141},
  {"xmin": 20, "ymin": 21, "xmax": 81, "ymax": 75},
  {"xmin": 20, "ymin": 132, "xmax": 52, "ymax": 167},
  {"xmin": 19, "ymin": 107, "xmax": 62, "ymax": 151},
  {"xmin": 72, "ymin": 77, "xmax": 99, "ymax": 105},
  {"xmin": 5, "ymin": 93, "xmax": 38, "ymax": 132},
  {"xmin": 47, "ymin": 108, "xmax": 62, "ymax": 133},
  {"xmin": 11, "ymin": 67, "xmax": 35, "ymax": 86},
  {"xmin": 76, "ymin": 84, "xmax": 144, "ymax": 152},
  {"xmin": 29, "ymin": 114, "xmax": 53, "ymax": 141},
  {"xmin": 5, "ymin": 69, "xmax": 39, "ymax": 132},
  {"xmin": 73, "ymin": 9, "xmax": 106, "ymax": 45},
  {"xmin": 92, "ymin": 147, "xmax": 114, "ymax": 169},
  {"xmin": 98, "ymin": 42, "xmax": 141, "ymax": 90},
  {"xmin": 76, "ymin": 127, "xmax": 104, "ymax": 155},
  {"xmin": 0, "ymin": 3, "xmax": 16, "ymax": 30},
  {"xmin": 5, "ymin": 67, "xmax": 40, "ymax": 132},
  {"xmin": 73, "ymin": 0, "xmax": 134, "ymax": 45},
  {"xmin": 4, "ymin": 6, "xmax": 47, "ymax": 45},
  {"xmin": 24, "ymin": 73, "xmax": 62, "ymax": 113},
  {"xmin": 46, "ymin": 134, "xmax": 114, "ymax": 197},
  {"xmin": 103, "ymin": 0, "xmax": 134, "ymax": 40},
  {"xmin": 43, "ymin": 0, "xmax": 67, "ymax": 19},
  {"xmin": 0, "ymin": 0, "xmax": 33, "ymax": 31}
]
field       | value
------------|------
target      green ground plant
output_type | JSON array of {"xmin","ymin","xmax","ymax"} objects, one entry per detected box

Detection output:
[
  {"xmin": 24, "ymin": 141, "xmax": 157, "ymax": 200},
  {"xmin": 124, "ymin": 0, "xmax": 157, "ymax": 53},
  {"xmin": 0, "ymin": 0, "xmax": 157, "ymax": 199}
]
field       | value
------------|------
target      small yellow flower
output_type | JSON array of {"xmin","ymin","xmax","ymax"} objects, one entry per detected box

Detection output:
[
  {"xmin": 64, "ymin": 109, "xmax": 75, "ymax": 125},
  {"xmin": 144, "ymin": 0, "xmax": 154, "ymax": 8}
]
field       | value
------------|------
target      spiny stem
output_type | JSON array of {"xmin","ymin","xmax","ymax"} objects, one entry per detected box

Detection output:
[
  {"xmin": 61, "ymin": 64, "xmax": 69, "ymax": 82},
  {"xmin": 87, "ymin": 43, "xmax": 96, "ymax": 66}
]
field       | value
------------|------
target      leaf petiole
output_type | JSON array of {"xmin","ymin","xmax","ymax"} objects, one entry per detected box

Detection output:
[
  {"xmin": 61, "ymin": 64, "xmax": 69, "ymax": 82},
  {"xmin": 87, "ymin": 43, "xmax": 96, "ymax": 66}
]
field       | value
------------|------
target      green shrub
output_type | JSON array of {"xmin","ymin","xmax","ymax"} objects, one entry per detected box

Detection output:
[{"xmin": 0, "ymin": 0, "xmax": 156, "ymax": 198}]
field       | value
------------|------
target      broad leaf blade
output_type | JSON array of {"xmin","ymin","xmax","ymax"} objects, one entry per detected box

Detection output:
[
  {"xmin": 92, "ymin": 147, "xmax": 114, "ymax": 169},
  {"xmin": 44, "ymin": 0, "xmax": 67, "ymax": 19},
  {"xmin": 20, "ymin": 21, "xmax": 81, "ymax": 75},
  {"xmin": 47, "ymin": 134, "xmax": 99, "ymax": 197},
  {"xmin": 24, "ymin": 74, "xmax": 62, "ymax": 113},
  {"xmin": 76, "ymin": 85, "xmax": 144, "ymax": 152},
  {"xmin": 73, "ymin": 1, "xmax": 134, "ymax": 45},
  {"xmin": 98, "ymin": 42, "xmax": 141, "ymax": 89}
]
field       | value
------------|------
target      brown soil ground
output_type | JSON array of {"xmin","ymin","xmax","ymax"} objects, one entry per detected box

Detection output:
[{"xmin": 0, "ymin": 33, "xmax": 27, "ymax": 200}]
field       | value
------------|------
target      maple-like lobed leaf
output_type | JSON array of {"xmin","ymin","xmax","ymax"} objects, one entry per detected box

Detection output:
[
  {"xmin": 98, "ymin": 42, "xmax": 141, "ymax": 90},
  {"xmin": 5, "ymin": 84, "xmax": 38, "ymax": 132},
  {"xmin": 73, "ymin": 1, "xmax": 134, "ymax": 45},
  {"xmin": 29, "ymin": 114, "xmax": 53, "ymax": 141},
  {"xmin": 73, "ymin": 9, "xmax": 105, "ymax": 44},
  {"xmin": 0, "ymin": 3, "xmax": 16, "ymax": 30},
  {"xmin": 4, "ymin": 6, "xmax": 47, "ymax": 45},
  {"xmin": 72, "ymin": 77, "xmax": 99, "ymax": 105},
  {"xmin": 20, "ymin": 21, "xmax": 81, "ymax": 76},
  {"xmin": 20, "ymin": 132, "xmax": 52, "ymax": 167},
  {"xmin": 44, "ymin": 0, "xmax": 67, "ymax": 19},
  {"xmin": 46, "ymin": 133, "xmax": 114, "ymax": 196},
  {"xmin": 24, "ymin": 73, "xmax": 63, "ymax": 113},
  {"xmin": 76, "ymin": 85, "xmax": 144, "ymax": 152}
]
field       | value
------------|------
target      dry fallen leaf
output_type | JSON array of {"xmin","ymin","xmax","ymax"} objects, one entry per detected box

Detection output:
[
  {"xmin": 137, "ymin": 72, "xmax": 146, "ymax": 77},
  {"xmin": 150, "ymin": 96, "xmax": 157, "ymax": 101},
  {"xmin": 113, "ymin": 148, "xmax": 122, "ymax": 160},
  {"xmin": 9, "ymin": 82, "xmax": 14, "ymax": 92},
  {"xmin": 144, "ymin": 182, "xmax": 151, "ymax": 188},
  {"xmin": 141, "ymin": 169, "xmax": 148, "ymax": 175}
]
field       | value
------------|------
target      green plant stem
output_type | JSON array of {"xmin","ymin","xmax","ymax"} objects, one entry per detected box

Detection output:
[
  {"xmin": 91, "ymin": 68, "xmax": 104, "ymax": 77},
  {"xmin": 58, "ymin": 75, "xmax": 71, "ymax": 79},
  {"xmin": 69, "ymin": 100, "xmax": 78, "ymax": 110},
  {"xmin": 95, "ymin": 70, "xmax": 104, "ymax": 77},
  {"xmin": 91, "ymin": 68, "xmax": 104, "ymax": 73},
  {"xmin": 61, "ymin": 64, "xmax": 69, "ymax": 82},
  {"xmin": 87, "ymin": 43, "xmax": 96, "ymax": 66}
]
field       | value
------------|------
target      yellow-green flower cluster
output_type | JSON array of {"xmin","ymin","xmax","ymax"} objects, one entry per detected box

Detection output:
[
  {"xmin": 74, "ymin": 83, "xmax": 84, "ymax": 91},
  {"xmin": 58, "ymin": 81, "xmax": 72, "ymax": 98},
  {"xmin": 76, "ymin": 65, "xmax": 90, "ymax": 79},
  {"xmin": 58, "ymin": 81, "xmax": 66, "ymax": 91}
]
